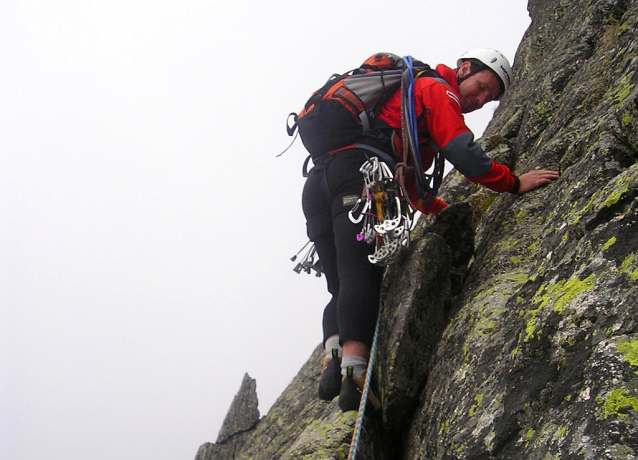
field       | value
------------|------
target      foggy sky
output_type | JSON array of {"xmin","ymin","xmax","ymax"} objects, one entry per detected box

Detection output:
[{"xmin": 1, "ymin": 1, "xmax": 531, "ymax": 459}]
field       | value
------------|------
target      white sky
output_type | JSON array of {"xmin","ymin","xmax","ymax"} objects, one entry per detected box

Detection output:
[{"xmin": 1, "ymin": 1, "xmax": 531, "ymax": 459}]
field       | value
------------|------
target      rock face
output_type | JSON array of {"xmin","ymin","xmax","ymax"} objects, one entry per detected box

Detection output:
[
  {"xmin": 195, "ymin": 374, "xmax": 260, "ymax": 460},
  {"xmin": 217, "ymin": 374, "xmax": 260, "ymax": 444},
  {"xmin": 196, "ymin": 0, "xmax": 638, "ymax": 458}
]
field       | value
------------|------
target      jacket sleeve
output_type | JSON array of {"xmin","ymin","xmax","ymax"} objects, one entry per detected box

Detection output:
[
  {"xmin": 417, "ymin": 196, "xmax": 448, "ymax": 215},
  {"xmin": 465, "ymin": 160, "xmax": 519, "ymax": 193},
  {"xmin": 417, "ymin": 81, "xmax": 519, "ymax": 194},
  {"xmin": 442, "ymin": 132, "xmax": 518, "ymax": 193}
]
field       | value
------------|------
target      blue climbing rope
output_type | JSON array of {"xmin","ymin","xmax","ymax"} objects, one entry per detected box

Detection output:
[
  {"xmin": 401, "ymin": 55, "xmax": 441, "ymax": 201},
  {"xmin": 347, "ymin": 284, "xmax": 383, "ymax": 460}
]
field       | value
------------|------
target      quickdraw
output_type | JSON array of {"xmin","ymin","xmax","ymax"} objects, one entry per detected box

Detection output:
[
  {"xmin": 348, "ymin": 156, "xmax": 414, "ymax": 266},
  {"xmin": 290, "ymin": 240, "xmax": 322, "ymax": 277}
]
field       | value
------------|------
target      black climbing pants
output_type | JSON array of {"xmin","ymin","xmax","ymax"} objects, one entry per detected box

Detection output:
[{"xmin": 302, "ymin": 149, "xmax": 385, "ymax": 349}]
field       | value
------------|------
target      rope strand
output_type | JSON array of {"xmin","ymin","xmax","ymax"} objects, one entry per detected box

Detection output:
[{"xmin": 347, "ymin": 279, "xmax": 384, "ymax": 460}]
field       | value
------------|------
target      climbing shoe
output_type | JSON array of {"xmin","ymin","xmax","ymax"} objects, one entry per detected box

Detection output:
[
  {"xmin": 338, "ymin": 366, "xmax": 381, "ymax": 413},
  {"xmin": 318, "ymin": 348, "xmax": 342, "ymax": 401}
]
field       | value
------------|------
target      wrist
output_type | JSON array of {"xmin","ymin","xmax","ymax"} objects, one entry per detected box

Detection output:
[{"xmin": 510, "ymin": 176, "xmax": 520, "ymax": 194}]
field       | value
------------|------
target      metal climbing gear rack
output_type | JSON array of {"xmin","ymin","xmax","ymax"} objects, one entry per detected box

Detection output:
[{"xmin": 348, "ymin": 156, "xmax": 413, "ymax": 266}]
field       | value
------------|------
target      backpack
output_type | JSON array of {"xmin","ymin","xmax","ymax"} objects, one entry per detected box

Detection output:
[
  {"xmin": 287, "ymin": 53, "xmax": 447, "ymax": 201},
  {"xmin": 286, "ymin": 53, "xmax": 433, "ymax": 163}
]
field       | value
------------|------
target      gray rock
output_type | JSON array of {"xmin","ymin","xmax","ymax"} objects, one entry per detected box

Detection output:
[
  {"xmin": 196, "ymin": 0, "xmax": 638, "ymax": 457},
  {"xmin": 195, "ymin": 374, "xmax": 260, "ymax": 460},
  {"xmin": 216, "ymin": 373, "xmax": 260, "ymax": 444}
]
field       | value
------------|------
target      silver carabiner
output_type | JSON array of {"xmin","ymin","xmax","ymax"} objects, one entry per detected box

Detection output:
[{"xmin": 348, "ymin": 198, "xmax": 370, "ymax": 224}]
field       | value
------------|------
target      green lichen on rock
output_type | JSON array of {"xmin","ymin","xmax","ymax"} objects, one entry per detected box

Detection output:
[
  {"xmin": 620, "ymin": 253, "xmax": 638, "ymax": 281},
  {"xmin": 603, "ymin": 177, "xmax": 631, "ymax": 208},
  {"xmin": 557, "ymin": 425, "xmax": 567, "ymax": 438},
  {"xmin": 469, "ymin": 192, "xmax": 499, "ymax": 215},
  {"xmin": 524, "ymin": 274, "xmax": 596, "ymax": 339},
  {"xmin": 568, "ymin": 165, "xmax": 638, "ymax": 226},
  {"xmin": 602, "ymin": 236, "xmax": 617, "ymax": 251},
  {"xmin": 602, "ymin": 389, "xmax": 638, "ymax": 419},
  {"xmin": 525, "ymin": 308, "xmax": 543, "ymax": 340},
  {"xmin": 468, "ymin": 393, "xmax": 484, "ymax": 416},
  {"xmin": 617, "ymin": 340, "xmax": 638, "ymax": 367},
  {"xmin": 609, "ymin": 73, "xmax": 636, "ymax": 107},
  {"xmin": 535, "ymin": 274, "xmax": 596, "ymax": 313},
  {"xmin": 552, "ymin": 275, "xmax": 596, "ymax": 314},
  {"xmin": 524, "ymin": 428, "xmax": 536, "ymax": 448},
  {"xmin": 461, "ymin": 272, "xmax": 532, "ymax": 347}
]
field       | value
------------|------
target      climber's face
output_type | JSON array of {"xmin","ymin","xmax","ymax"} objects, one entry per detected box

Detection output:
[{"xmin": 457, "ymin": 61, "xmax": 501, "ymax": 113}]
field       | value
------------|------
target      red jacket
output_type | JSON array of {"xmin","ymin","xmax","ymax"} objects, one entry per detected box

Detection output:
[{"xmin": 376, "ymin": 64, "xmax": 519, "ymax": 215}]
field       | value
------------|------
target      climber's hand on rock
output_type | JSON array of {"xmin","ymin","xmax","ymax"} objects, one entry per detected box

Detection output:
[{"xmin": 517, "ymin": 169, "xmax": 560, "ymax": 193}]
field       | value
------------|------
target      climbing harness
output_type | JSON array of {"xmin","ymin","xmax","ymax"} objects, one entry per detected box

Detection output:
[
  {"xmin": 347, "ymin": 280, "xmax": 384, "ymax": 460},
  {"xmin": 348, "ymin": 156, "xmax": 413, "ymax": 266},
  {"xmin": 290, "ymin": 240, "xmax": 322, "ymax": 277}
]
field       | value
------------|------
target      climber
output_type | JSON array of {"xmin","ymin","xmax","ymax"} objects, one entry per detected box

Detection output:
[{"xmin": 300, "ymin": 48, "xmax": 560, "ymax": 412}]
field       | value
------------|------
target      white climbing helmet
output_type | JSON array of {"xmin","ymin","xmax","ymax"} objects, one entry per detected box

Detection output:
[{"xmin": 457, "ymin": 48, "xmax": 512, "ymax": 99}]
